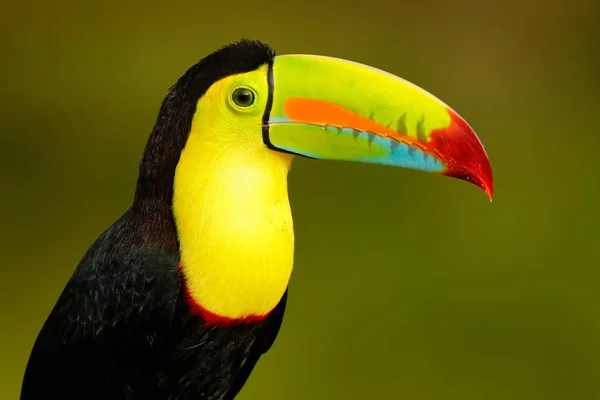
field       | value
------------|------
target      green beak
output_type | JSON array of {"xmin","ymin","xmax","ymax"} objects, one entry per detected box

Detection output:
[{"xmin": 263, "ymin": 54, "xmax": 494, "ymax": 200}]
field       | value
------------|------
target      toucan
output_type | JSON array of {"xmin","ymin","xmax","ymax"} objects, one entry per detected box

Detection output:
[{"xmin": 20, "ymin": 39, "xmax": 493, "ymax": 400}]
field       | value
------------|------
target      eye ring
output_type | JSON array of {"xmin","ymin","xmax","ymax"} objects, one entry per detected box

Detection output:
[{"xmin": 231, "ymin": 87, "xmax": 256, "ymax": 108}]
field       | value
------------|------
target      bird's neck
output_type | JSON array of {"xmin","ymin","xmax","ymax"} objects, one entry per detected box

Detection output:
[{"xmin": 173, "ymin": 134, "xmax": 294, "ymax": 324}]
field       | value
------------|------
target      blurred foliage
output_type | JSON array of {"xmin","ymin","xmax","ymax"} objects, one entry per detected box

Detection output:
[{"xmin": 1, "ymin": 0, "xmax": 599, "ymax": 399}]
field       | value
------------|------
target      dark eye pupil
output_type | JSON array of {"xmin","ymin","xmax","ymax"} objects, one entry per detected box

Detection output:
[{"xmin": 232, "ymin": 88, "xmax": 255, "ymax": 107}]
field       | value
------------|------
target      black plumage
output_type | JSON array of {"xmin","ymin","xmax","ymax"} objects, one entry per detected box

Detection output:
[{"xmin": 21, "ymin": 40, "xmax": 287, "ymax": 400}]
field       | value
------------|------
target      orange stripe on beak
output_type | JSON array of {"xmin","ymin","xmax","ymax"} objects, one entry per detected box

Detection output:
[{"xmin": 284, "ymin": 97, "xmax": 430, "ymax": 152}]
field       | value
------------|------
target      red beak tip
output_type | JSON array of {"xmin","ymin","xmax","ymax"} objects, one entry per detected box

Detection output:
[
  {"xmin": 472, "ymin": 165, "xmax": 494, "ymax": 202},
  {"xmin": 483, "ymin": 182, "xmax": 494, "ymax": 202},
  {"xmin": 434, "ymin": 108, "xmax": 494, "ymax": 203},
  {"xmin": 442, "ymin": 157, "xmax": 493, "ymax": 202}
]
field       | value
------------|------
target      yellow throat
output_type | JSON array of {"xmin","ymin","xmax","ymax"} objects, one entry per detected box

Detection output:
[{"xmin": 172, "ymin": 66, "xmax": 294, "ymax": 320}]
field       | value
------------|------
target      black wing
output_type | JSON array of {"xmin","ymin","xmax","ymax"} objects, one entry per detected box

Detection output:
[
  {"xmin": 21, "ymin": 213, "xmax": 182, "ymax": 400},
  {"xmin": 221, "ymin": 290, "xmax": 288, "ymax": 400},
  {"xmin": 157, "ymin": 290, "xmax": 289, "ymax": 400}
]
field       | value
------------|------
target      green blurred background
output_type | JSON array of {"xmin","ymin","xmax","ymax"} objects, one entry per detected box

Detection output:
[{"xmin": 1, "ymin": 0, "xmax": 599, "ymax": 398}]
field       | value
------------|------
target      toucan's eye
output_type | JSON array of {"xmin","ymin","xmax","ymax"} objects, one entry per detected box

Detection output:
[{"xmin": 232, "ymin": 88, "xmax": 255, "ymax": 107}]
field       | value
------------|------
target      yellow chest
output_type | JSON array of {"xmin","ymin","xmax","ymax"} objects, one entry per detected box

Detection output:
[{"xmin": 172, "ymin": 136, "xmax": 294, "ymax": 321}]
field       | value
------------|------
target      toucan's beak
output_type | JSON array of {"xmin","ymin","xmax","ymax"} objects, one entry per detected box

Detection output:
[{"xmin": 264, "ymin": 54, "xmax": 494, "ymax": 200}]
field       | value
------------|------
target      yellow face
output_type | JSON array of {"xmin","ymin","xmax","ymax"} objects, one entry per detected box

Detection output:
[
  {"xmin": 186, "ymin": 65, "xmax": 271, "ymax": 154},
  {"xmin": 173, "ymin": 64, "xmax": 295, "ymax": 321}
]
